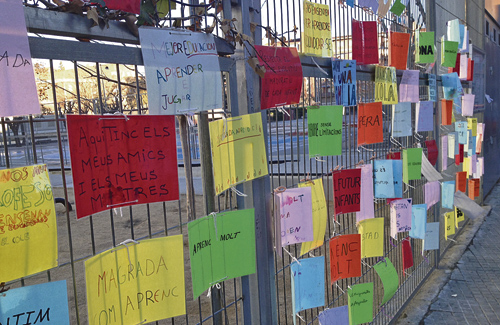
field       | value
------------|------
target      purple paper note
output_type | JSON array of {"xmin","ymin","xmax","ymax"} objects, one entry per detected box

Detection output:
[
  {"xmin": 275, "ymin": 188, "xmax": 314, "ymax": 252},
  {"xmin": 356, "ymin": 164, "xmax": 375, "ymax": 222},
  {"xmin": 441, "ymin": 135, "xmax": 448, "ymax": 171},
  {"xmin": 424, "ymin": 181, "xmax": 440, "ymax": 209},
  {"xmin": 471, "ymin": 154, "xmax": 477, "ymax": 174},
  {"xmin": 416, "ymin": 101, "xmax": 434, "ymax": 132},
  {"xmin": 399, "ymin": 70, "xmax": 420, "ymax": 103},
  {"xmin": 461, "ymin": 94, "xmax": 475, "ymax": 116},
  {"xmin": 318, "ymin": 305, "xmax": 349, "ymax": 325},
  {"xmin": 358, "ymin": 0, "xmax": 379, "ymax": 12},
  {"xmin": 390, "ymin": 198, "xmax": 412, "ymax": 239}
]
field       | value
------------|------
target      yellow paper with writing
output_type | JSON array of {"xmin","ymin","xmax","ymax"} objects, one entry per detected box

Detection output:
[
  {"xmin": 375, "ymin": 66, "xmax": 398, "ymax": 104},
  {"xmin": 209, "ymin": 113, "xmax": 269, "ymax": 195},
  {"xmin": 299, "ymin": 178, "xmax": 327, "ymax": 256},
  {"xmin": 455, "ymin": 206, "xmax": 465, "ymax": 228},
  {"xmin": 463, "ymin": 157, "xmax": 471, "ymax": 178},
  {"xmin": 85, "ymin": 236, "xmax": 186, "ymax": 325},
  {"xmin": 467, "ymin": 118, "xmax": 477, "ymax": 136},
  {"xmin": 0, "ymin": 165, "xmax": 57, "ymax": 283},
  {"xmin": 302, "ymin": 0, "xmax": 332, "ymax": 57},
  {"xmin": 445, "ymin": 212, "xmax": 456, "ymax": 240},
  {"xmin": 358, "ymin": 217, "xmax": 384, "ymax": 258}
]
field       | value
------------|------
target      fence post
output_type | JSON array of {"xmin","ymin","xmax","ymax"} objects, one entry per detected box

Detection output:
[{"xmin": 225, "ymin": 0, "xmax": 278, "ymax": 324}]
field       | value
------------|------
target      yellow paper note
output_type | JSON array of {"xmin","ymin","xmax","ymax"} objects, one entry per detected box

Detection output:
[
  {"xmin": 0, "ymin": 165, "xmax": 58, "ymax": 283},
  {"xmin": 375, "ymin": 66, "xmax": 398, "ymax": 104},
  {"xmin": 299, "ymin": 178, "xmax": 327, "ymax": 256},
  {"xmin": 85, "ymin": 236, "xmax": 186, "ymax": 325},
  {"xmin": 358, "ymin": 218, "xmax": 384, "ymax": 258},
  {"xmin": 467, "ymin": 118, "xmax": 477, "ymax": 136},
  {"xmin": 209, "ymin": 113, "xmax": 269, "ymax": 195},
  {"xmin": 463, "ymin": 157, "xmax": 470, "ymax": 178},
  {"xmin": 302, "ymin": 0, "xmax": 332, "ymax": 57},
  {"xmin": 445, "ymin": 212, "xmax": 456, "ymax": 240},
  {"xmin": 455, "ymin": 206, "xmax": 465, "ymax": 227}
]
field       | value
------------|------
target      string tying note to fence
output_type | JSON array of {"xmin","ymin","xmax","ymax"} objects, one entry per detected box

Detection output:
[
  {"xmin": 99, "ymin": 111, "xmax": 129, "ymax": 121},
  {"xmin": 112, "ymin": 207, "xmax": 124, "ymax": 217},
  {"xmin": 116, "ymin": 239, "xmax": 140, "ymax": 272},
  {"xmin": 206, "ymin": 282, "xmax": 223, "ymax": 298},
  {"xmin": 231, "ymin": 186, "xmax": 247, "ymax": 197},
  {"xmin": 283, "ymin": 247, "xmax": 301, "ymax": 266},
  {"xmin": 358, "ymin": 145, "xmax": 375, "ymax": 152},
  {"xmin": 107, "ymin": 199, "xmax": 139, "ymax": 209},
  {"xmin": 310, "ymin": 57, "xmax": 329, "ymax": 76},
  {"xmin": 314, "ymin": 156, "xmax": 326, "ymax": 162}
]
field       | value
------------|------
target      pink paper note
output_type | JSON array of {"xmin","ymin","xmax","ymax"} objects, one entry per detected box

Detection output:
[
  {"xmin": 356, "ymin": 164, "xmax": 375, "ymax": 222},
  {"xmin": 0, "ymin": 0, "xmax": 41, "ymax": 117},
  {"xmin": 459, "ymin": 54, "xmax": 468, "ymax": 80},
  {"xmin": 441, "ymin": 135, "xmax": 448, "ymax": 171},
  {"xmin": 399, "ymin": 70, "xmax": 420, "ymax": 103},
  {"xmin": 390, "ymin": 199, "xmax": 412, "ymax": 239},
  {"xmin": 424, "ymin": 181, "xmax": 441, "ymax": 209},
  {"xmin": 461, "ymin": 94, "xmax": 475, "ymax": 116}
]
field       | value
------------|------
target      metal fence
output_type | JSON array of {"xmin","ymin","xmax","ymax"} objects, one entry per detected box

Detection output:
[{"xmin": 1, "ymin": 1, "xmax": 481, "ymax": 324}]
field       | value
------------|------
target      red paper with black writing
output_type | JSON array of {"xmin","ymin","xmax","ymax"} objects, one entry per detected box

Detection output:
[
  {"xmin": 333, "ymin": 168, "xmax": 361, "ymax": 216},
  {"xmin": 389, "ymin": 32, "xmax": 410, "ymax": 70},
  {"xmin": 441, "ymin": 99, "xmax": 453, "ymax": 126},
  {"xmin": 402, "ymin": 238, "xmax": 413, "ymax": 271},
  {"xmin": 425, "ymin": 139, "xmax": 439, "ymax": 166},
  {"xmin": 67, "ymin": 115, "xmax": 179, "ymax": 219},
  {"xmin": 358, "ymin": 102, "xmax": 383, "ymax": 145},
  {"xmin": 329, "ymin": 234, "xmax": 361, "ymax": 283},
  {"xmin": 104, "ymin": 0, "xmax": 140, "ymax": 14},
  {"xmin": 456, "ymin": 171, "xmax": 467, "ymax": 193},
  {"xmin": 352, "ymin": 20, "xmax": 379, "ymax": 65},
  {"xmin": 255, "ymin": 45, "xmax": 303, "ymax": 110}
]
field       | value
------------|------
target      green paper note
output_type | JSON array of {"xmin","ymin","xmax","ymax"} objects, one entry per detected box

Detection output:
[
  {"xmin": 373, "ymin": 258, "xmax": 399, "ymax": 304},
  {"xmin": 441, "ymin": 37, "xmax": 459, "ymax": 68},
  {"xmin": 188, "ymin": 209, "xmax": 256, "ymax": 299},
  {"xmin": 403, "ymin": 148, "xmax": 423, "ymax": 183},
  {"xmin": 157, "ymin": 0, "xmax": 176, "ymax": 17},
  {"xmin": 390, "ymin": 0, "xmax": 406, "ymax": 16},
  {"xmin": 348, "ymin": 282, "xmax": 374, "ymax": 325},
  {"xmin": 307, "ymin": 105, "xmax": 343, "ymax": 157},
  {"xmin": 415, "ymin": 31, "xmax": 435, "ymax": 64}
]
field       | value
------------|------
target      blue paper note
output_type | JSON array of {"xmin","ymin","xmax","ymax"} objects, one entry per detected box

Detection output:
[
  {"xmin": 346, "ymin": 0, "xmax": 354, "ymax": 6},
  {"xmin": 416, "ymin": 101, "xmax": 434, "ymax": 132},
  {"xmin": 0, "ymin": 281, "xmax": 70, "ymax": 325},
  {"xmin": 441, "ymin": 73, "xmax": 463, "ymax": 100},
  {"xmin": 468, "ymin": 131, "xmax": 476, "ymax": 156},
  {"xmin": 392, "ymin": 102, "xmax": 412, "ymax": 137},
  {"xmin": 456, "ymin": 121, "xmax": 468, "ymax": 144},
  {"xmin": 423, "ymin": 222, "xmax": 440, "ymax": 251},
  {"xmin": 374, "ymin": 160, "xmax": 403, "ymax": 199},
  {"xmin": 441, "ymin": 181, "xmax": 455, "ymax": 209},
  {"xmin": 291, "ymin": 256, "xmax": 325, "ymax": 317},
  {"xmin": 453, "ymin": 132, "xmax": 459, "ymax": 156},
  {"xmin": 332, "ymin": 60, "xmax": 357, "ymax": 107},
  {"xmin": 453, "ymin": 95, "xmax": 462, "ymax": 114},
  {"xmin": 358, "ymin": 0, "xmax": 379, "ymax": 12},
  {"xmin": 393, "ymin": 159, "xmax": 403, "ymax": 198},
  {"xmin": 409, "ymin": 204, "xmax": 427, "ymax": 239},
  {"xmin": 428, "ymin": 74, "xmax": 437, "ymax": 102},
  {"xmin": 318, "ymin": 305, "xmax": 349, "ymax": 325}
]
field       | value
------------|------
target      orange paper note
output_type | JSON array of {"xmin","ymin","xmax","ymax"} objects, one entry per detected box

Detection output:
[
  {"xmin": 441, "ymin": 99, "xmax": 453, "ymax": 125},
  {"xmin": 358, "ymin": 102, "xmax": 383, "ymax": 146},
  {"xmin": 456, "ymin": 171, "xmax": 467, "ymax": 193},
  {"xmin": 389, "ymin": 32, "xmax": 411, "ymax": 70},
  {"xmin": 329, "ymin": 234, "xmax": 361, "ymax": 283},
  {"xmin": 468, "ymin": 179, "xmax": 475, "ymax": 199}
]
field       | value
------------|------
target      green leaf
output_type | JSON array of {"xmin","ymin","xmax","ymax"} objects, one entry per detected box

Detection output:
[{"xmin": 157, "ymin": 0, "xmax": 176, "ymax": 18}]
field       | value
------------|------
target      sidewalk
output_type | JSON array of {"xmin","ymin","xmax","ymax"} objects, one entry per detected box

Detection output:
[{"xmin": 397, "ymin": 182, "xmax": 500, "ymax": 324}]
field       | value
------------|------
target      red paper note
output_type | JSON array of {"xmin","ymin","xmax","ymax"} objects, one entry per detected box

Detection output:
[
  {"xmin": 402, "ymin": 238, "xmax": 413, "ymax": 271},
  {"xmin": 459, "ymin": 144, "xmax": 464, "ymax": 163},
  {"xmin": 104, "ymin": 0, "xmax": 140, "ymax": 14},
  {"xmin": 352, "ymin": 20, "xmax": 379, "ymax": 65},
  {"xmin": 468, "ymin": 178, "xmax": 480, "ymax": 198},
  {"xmin": 468, "ymin": 179, "xmax": 475, "ymax": 199},
  {"xmin": 329, "ymin": 234, "xmax": 362, "ymax": 283},
  {"xmin": 333, "ymin": 169, "xmax": 362, "ymax": 216},
  {"xmin": 386, "ymin": 152, "xmax": 401, "ymax": 160},
  {"xmin": 67, "ymin": 115, "xmax": 179, "ymax": 219},
  {"xmin": 425, "ymin": 139, "xmax": 439, "ymax": 166},
  {"xmin": 467, "ymin": 59, "xmax": 474, "ymax": 81},
  {"xmin": 456, "ymin": 171, "xmax": 467, "ymax": 193},
  {"xmin": 441, "ymin": 99, "xmax": 453, "ymax": 125},
  {"xmin": 358, "ymin": 102, "xmax": 383, "ymax": 146},
  {"xmin": 448, "ymin": 53, "xmax": 461, "ymax": 75},
  {"xmin": 389, "ymin": 32, "xmax": 411, "ymax": 70},
  {"xmin": 255, "ymin": 46, "xmax": 303, "ymax": 110}
]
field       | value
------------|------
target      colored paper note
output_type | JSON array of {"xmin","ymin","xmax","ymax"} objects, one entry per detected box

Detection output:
[
  {"xmin": 139, "ymin": 29, "xmax": 222, "ymax": 114},
  {"xmin": 299, "ymin": 179, "xmax": 328, "ymax": 256},
  {"xmin": 392, "ymin": 102, "xmax": 412, "ymax": 137},
  {"xmin": 188, "ymin": 209, "xmax": 256, "ymax": 299},
  {"xmin": 416, "ymin": 31, "xmax": 435, "ymax": 64},
  {"xmin": 441, "ymin": 39, "xmax": 459, "ymax": 67},
  {"xmin": 455, "ymin": 206, "xmax": 465, "ymax": 225},
  {"xmin": 421, "ymin": 151, "xmax": 443, "ymax": 182},
  {"xmin": 291, "ymin": 257, "xmax": 325, "ymax": 317},
  {"xmin": 0, "ymin": 165, "xmax": 58, "ymax": 283},
  {"xmin": 442, "ymin": 181, "xmax": 455, "ymax": 209},
  {"xmin": 423, "ymin": 222, "xmax": 440, "ymax": 251},
  {"xmin": 402, "ymin": 238, "xmax": 413, "ymax": 270},
  {"xmin": 0, "ymin": 281, "xmax": 70, "ymax": 325},
  {"xmin": 329, "ymin": 234, "xmax": 361, "ymax": 283},
  {"xmin": 441, "ymin": 99, "xmax": 453, "ymax": 125},
  {"xmin": 387, "ymin": 152, "xmax": 401, "ymax": 160},
  {"xmin": 303, "ymin": 1, "xmax": 332, "ymax": 57},
  {"xmin": 462, "ymin": 94, "xmax": 475, "ymax": 116},
  {"xmin": 424, "ymin": 181, "xmax": 440, "ymax": 209},
  {"xmin": 399, "ymin": 70, "xmax": 420, "ymax": 102},
  {"xmin": 447, "ymin": 19, "xmax": 461, "ymax": 44},
  {"xmin": 210, "ymin": 112, "xmax": 268, "ymax": 194},
  {"xmin": 416, "ymin": 101, "xmax": 434, "ymax": 132},
  {"xmin": 374, "ymin": 159, "xmax": 403, "ymax": 198},
  {"xmin": 444, "ymin": 212, "xmax": 456, "ymax": 240},
  {"xmin": 333, "ymin": 60, "xmax": 357, "ymax": 106},
  {"xmin": 425, "ymin": 139, "xmax": 439, "ymax": 166},
  {"xmin": 85, "ymin": 236, "xmax": 186, "ymax": 324},
  {"xmin": 374, "ymin": 258, "xmax": 399, "ymax": 304},
  {"xmin": 459, "ymin": 54, "xmax": 468, "ymax": 79},
  {"xmin": 359, "ymin": 218, "xmax": 384, "ymax": 258},
  {"xmin": 318, "ymin": 306, "xmax": 349, "ymax": 325},
  {"xmin": 442, "ymin": 135, "xmax": 448, "ymax": 171},
  {"xmin": 104, "ymin": 0, "xmax": 140, "ymax": 13},
  {"xmin": 448, "ymin": 133, "xmax": 456, "ymax": 158},
  {"xmin": 428, "ymin": 74, "xmax": 437, "ymax": 101},
  {"xmin": 409, "ymin": 204, "xmax": 427, "ymax": 239},
  {"xmin": 377, "ymin": 0, "xmax": 392, "ymax": 17},
  {"xmin": 468, "ymin": 118, "xmax": 478, "ymax": 136},
  {"xmin": 403, "ymin": 148, "xmax": 422, "ymax": 183},
  {"xmin": 448, "ymin": 52, "xmax": 461, "ymax": 75},
  {"xmin": 390, "ymin": 199, "xmax": 412, "ymax": 239},
  {"xmin": 256, "ymin": 46, "xmax": 303, "ymax": 109},
  {"xmin": 348, "ymin": 283, "xmax": 374, "ymax": 325},
  {"xmin": 456, "ymin": 121, "xmax": 468, "ymax": 144},
  {"xmin": 0, "ymin": 0, "xmax": 41, "ymax": 117},
  {"xmin": 441, "ymin": 72, "xmax": 463, "ymax": 100},
  {"xmin": 375, "ymin": 66, "xmax": 398, "ymax": 104},
  {"xmin": 352, "ymin": 20, "xmax": 379, "ymax": 65},
  {"xmin": 467, "ymin": 59, "xmax": 474, "ymax": 81},
  {"xmin": 275, "ymin": 188, "xmax": 314, "ymax": 250},
  {"xmin": 357, "ymin": 102, "xmax": 383, "ymax": 146},
  {"xmin": 67, "ymin": 115, "xmax": 179, "ymax": 218},
  {"xmin": 356, "ymin": 164, "xmax": 375, "ymax": 222},
  {"xmin": 333, "ymin": 169, "xmax": 361, "ymax": 215},
  {"xmin": 456, "ymin": 171, "xmax": 467, "ymax": 193},
  {"xmin": 308, "ymin": 105, "xmax": 343, "ymax": 156},
  {"xmin": 390, "ymin": 0, "xmax": 406, "ymax": 16},
  {"xmin": 463, "ymin": 156, "xmax": 471, "ymax": 178},
  {"xmin": 358, "ymin": 0, "xmax": 379, "ymax": 11},
  {"xmin": 389, "ymin": 32, "xmax": 410, "ymax": 70}
]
